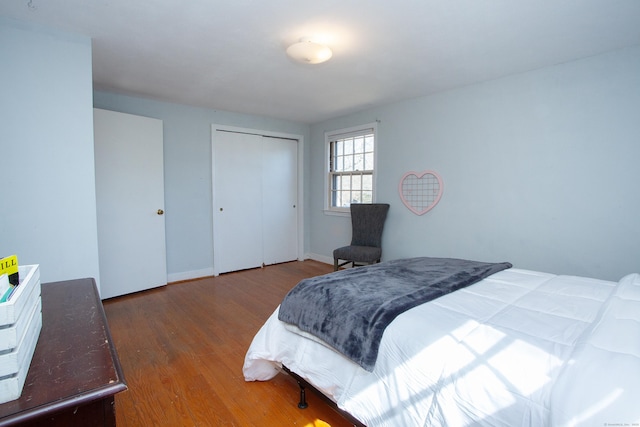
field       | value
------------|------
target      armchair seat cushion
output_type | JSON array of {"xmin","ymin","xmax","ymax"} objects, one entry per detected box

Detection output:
[{"xmin": 333, "ymin": 245, "xmax": 382, "ymax": 264}]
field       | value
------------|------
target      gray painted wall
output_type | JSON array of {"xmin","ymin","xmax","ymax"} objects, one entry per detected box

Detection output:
[
  {"xmin": 0, "ymin": 18, "xmax": 100, "ymax": 285},
  {"xmin": 309, "ymin": 46, "xmax": 640, "ymax": 281},
  {"xmin": 93, "ymin": 92, "xmax": 310, "ymax": 282},
  {"xmin": 4, "ymin": 16, "xmax": 637, "ymax": 285}
]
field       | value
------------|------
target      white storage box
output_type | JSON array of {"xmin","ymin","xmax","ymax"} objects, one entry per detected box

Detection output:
[{"xmin": 0, "ymin": 264, "xmax": 42, "ymax": 404}]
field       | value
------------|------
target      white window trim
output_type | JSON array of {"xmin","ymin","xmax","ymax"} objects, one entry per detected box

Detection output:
[{"xmin": 323, "ymin": 122, "xmax": 378, "ymax": 216}]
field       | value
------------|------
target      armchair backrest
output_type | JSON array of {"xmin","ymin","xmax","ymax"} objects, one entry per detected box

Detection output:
[{"xmin": 350, "ymin": 203, "xmax": 390, "ymax": 248}]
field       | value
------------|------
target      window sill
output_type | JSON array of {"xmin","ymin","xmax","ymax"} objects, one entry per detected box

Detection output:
[{"xmin": 323, "ymin": 209, "xmax": 350, "ymax": 217}]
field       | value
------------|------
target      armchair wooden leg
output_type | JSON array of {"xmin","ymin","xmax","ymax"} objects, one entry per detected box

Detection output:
[{"xmin": 334, "ymin": 258, "xmax": 339, "ymax": 271}]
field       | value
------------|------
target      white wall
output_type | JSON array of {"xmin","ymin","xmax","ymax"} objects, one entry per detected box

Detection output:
[
  {"xmin": 0, "ymin": 19, "xmax": 100, "ymax": 285},
  {"xmin": 93, "ymin": 91, "xmax": 310, "ymax": 282},
  {"xmin": 309, "ymin": 46, "xmax": 640, "ymax": 281}
]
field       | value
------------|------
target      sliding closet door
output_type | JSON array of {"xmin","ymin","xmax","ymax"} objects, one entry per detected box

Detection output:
[
  {"xmin": 212, "ymin": 131, "xmax": 263, "ymax": 274},
  {"xmin": 212, "ymin": 129, "xmax": 299, "ymax": 275},
  {"xmin": 262, "ymin": 137, "xmax": 298, "ymax": 265}
]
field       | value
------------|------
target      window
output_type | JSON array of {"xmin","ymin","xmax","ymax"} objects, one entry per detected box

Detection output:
[{"xmin": 326, "ymin": 124, "xmax": 376, "ymax": 212}]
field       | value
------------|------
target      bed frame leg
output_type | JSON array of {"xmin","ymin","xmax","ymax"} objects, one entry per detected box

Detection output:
[{"xmin": 296, "ymin": 380, "xmax": 308, "ymax": 409}]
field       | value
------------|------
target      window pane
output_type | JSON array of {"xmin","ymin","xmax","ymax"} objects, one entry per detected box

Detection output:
[
  {"xmin": 364, "ymin": 152, "xmax": 374, "ymax": 170},
  {"xmin": 331, "ymin": 175, "xmax": 339, "ymax": 207},
  {"xmin": 353, "ymin": 153, "xmax": 364, "ymax": 171},
  {"xmin": 352, "ymin": 174, "xmax": 361, "ymax": 191},
  {"xmin": 362, "ymin": 174, "xmax": 372, "ymax": 190},
  {"xmin": 362, "ymin": 191, "xmax": 373, "ymax": 203},
  {"xmin": 342, "ymin": 175, "xmax": 351, "ymax": 191},
  {"xmin": 351, "ymin": 191, "xmax": 363, "ymax": 204},
  {"xmin": 339, "ymin": 190, "xmax": 350, "ymax": 207},
  {"xmin": 354, "ymin": 136, "xmax": 364, "ymax": 154},
  {"xmin": 344, "ymin": 140, "xmax": 353, "ymax": 155},
  {"xmin": 365, "ymin": 136, "xmax": 374, "ymax": 152},
  {"xmin": 343, "ymin": 154, "xmax": 353, "ymax": 171}
]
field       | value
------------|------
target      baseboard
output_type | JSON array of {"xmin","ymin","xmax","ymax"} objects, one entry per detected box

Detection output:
[
  {"xmin": 167, "ymin": 267, "xmax": 215, "ymax": 284},
  {"xmin": 304, "ymin": 253, "xmax": 333, "ymax": 265},
  {"xmin": 169, "ymin": 258, "xmax": 334, "ymax": 283}
]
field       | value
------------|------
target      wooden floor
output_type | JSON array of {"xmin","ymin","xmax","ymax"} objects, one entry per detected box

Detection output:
[{"xmin": 103, "ymin": 260, "xmax": 355, "ymax": 427}]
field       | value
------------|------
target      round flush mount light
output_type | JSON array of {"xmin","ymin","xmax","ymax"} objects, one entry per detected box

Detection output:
[{"xmin": 286, "ymin": 37, "xmax": 333, "ymax": 64}]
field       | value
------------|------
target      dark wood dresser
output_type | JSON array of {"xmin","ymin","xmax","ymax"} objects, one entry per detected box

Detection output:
[{"xmin": 0, "ymin": 278, "xmax": 127, "ymax": 426}]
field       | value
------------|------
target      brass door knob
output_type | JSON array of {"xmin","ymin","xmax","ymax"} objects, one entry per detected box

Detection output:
[{"xmin": 157, "ymin": 209, "xmax": 164, "ymax": 215}]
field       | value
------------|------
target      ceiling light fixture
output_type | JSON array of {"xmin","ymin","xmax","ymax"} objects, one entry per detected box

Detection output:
[{"xmin": 286, "ymin": 37, "xmax": 333, "ymax": 65}]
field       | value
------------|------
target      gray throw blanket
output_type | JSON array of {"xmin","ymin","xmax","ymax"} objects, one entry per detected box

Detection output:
[{"xmin": 278, "ymin": 257, "xmax": 512, "ymax": 371}]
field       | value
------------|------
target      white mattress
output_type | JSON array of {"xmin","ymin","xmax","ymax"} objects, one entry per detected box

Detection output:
[{"xmin": 243, "ymin": 268, "xmax": 640, "ymax": 426}]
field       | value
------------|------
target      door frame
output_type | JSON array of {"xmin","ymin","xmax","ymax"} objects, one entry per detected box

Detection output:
[{"xmin": 211, "ymin": 124, "xmax": 304, "ymax": 276}]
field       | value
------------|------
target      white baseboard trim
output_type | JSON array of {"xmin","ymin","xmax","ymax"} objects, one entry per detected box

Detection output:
[
  {"xmin": 304, "ymin": 253, "xmax": 333, "ymax": 265},
  {"xmin": 168, "ymin": 257, "xmax": 334, "ymax": 283},
  {"xmin": 167, "ymin": 267, "xmax": 215, "ymax": 284}
]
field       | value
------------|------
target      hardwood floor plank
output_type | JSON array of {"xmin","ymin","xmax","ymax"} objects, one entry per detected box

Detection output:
[{"xmin": 103, "ymin": 261, "xmax": 354, "ymax": 426}]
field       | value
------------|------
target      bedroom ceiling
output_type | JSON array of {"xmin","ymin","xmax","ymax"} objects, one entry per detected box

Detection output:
[{"xmin": 2, "ymin": 0, "xmax": 640, "ymax": 124}]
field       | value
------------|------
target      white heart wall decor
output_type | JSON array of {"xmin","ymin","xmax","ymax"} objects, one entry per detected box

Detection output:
[{"xmin": 398, "ymin": 170, "xmax": 444, "ymax": 215}]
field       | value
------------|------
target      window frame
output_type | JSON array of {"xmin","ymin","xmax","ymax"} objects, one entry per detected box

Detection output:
[{"xmin": 324, "ymin": 122, "xmax": 378, "ymax": 215}]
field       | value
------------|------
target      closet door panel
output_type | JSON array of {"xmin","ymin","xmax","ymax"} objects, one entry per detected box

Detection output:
[
  {"xmin": 213, "ymin": 131, "xmax": 263, "ymax": 274},
  {"xmin": 262, "ymin": 137, "xmax": 298, "ymax": 265}
]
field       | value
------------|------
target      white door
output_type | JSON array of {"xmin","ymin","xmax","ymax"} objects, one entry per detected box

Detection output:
[
  {"xmin": 212, "ymin": 131, "xmax": 263, "ymax": 274},
  {"xmin": 94, "ymin": 108, "xmax": 167, "ymax": 299},
  {"xmin": 212, "ymin": 129, "xmax": 299, "ymax": 275},
  {"xmin": 262, "ymin": 137, "xmax": 298, "ymax": 265}
]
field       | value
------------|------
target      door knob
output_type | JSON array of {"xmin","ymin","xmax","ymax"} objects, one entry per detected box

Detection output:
[{"xmin": 157, "ymin": 209, "xmax": 164, "ymax": 215}]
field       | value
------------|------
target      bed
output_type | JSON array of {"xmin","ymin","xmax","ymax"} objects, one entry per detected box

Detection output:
[{"xmin": 243, "ymin": 257, "xmax": 640, "ymax": 426}]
